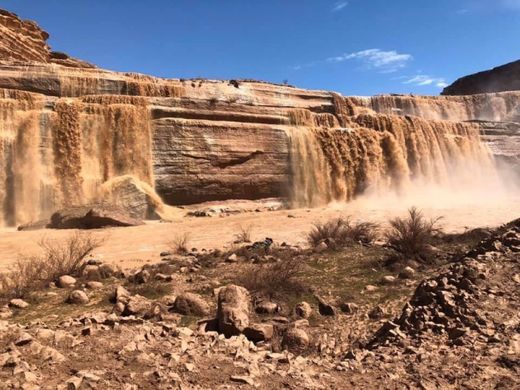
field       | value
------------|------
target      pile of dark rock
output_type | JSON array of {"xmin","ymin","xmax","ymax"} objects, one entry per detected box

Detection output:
[{"xmin": 369, "ymin": 223, "xmax": 520, "ymax": 349}]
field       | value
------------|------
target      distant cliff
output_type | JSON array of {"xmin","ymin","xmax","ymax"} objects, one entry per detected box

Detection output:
[{"xmin": 442, "ymin": 60, "xmax": 520, "ymax": 96}]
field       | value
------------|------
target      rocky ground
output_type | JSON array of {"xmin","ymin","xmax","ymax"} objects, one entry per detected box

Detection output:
[{"xmin": 0, "ymin": 218, "xmax": 519, "ymax": 389}]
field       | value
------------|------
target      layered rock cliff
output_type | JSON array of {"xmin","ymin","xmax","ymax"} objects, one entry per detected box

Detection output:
[
  {"xmin": 442, "ymin": 59, "xmax": 520, "ymax": 96},
  {"xmin": 0, "ymin": 9, "xmax": 519, "ymax": 227}
]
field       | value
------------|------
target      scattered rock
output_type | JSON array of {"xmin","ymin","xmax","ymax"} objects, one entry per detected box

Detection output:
[
  {"xmin": 255, "ymin": 301, "xmax": 279, "ymax": 314},
  {"xmin": 399, "ymin": 266, "xmax": 416, "ymax": 279},
  {"xmin": 282, "ymin": 328, "xmax": 309, "ymax": 354},
  {"xmin": 294, "ymin": 301, "xmax": 312, "ymax": 319},
  {"xmin": 82, "ymin": 265, "xmax": 102, "ymax": 281},
  {"xmin": 381, "ymin": 275, "xmax": 396, "ymax": 285},
  {"xmin": 340, "ymin": 302, "xmax": 358, "ymax": 314},
  {"xmin": 243, "ymin": 323, "xmax": 274, "ymax": 343},
  {"xmin": 316, "ymin": 296, "xmax": 336, "ymax": 316},
  {"xmin": 9, "ymin": 299, "xmax": 29, "ymax": 309},
  {"xmin": 85, "ymin": 281, "xmax": 103, "ymax": 290},
  {"xmin": 314, "ymin": 241, "xmax": 328, "ymax": 253},
  {"xmin": 57, "ymin": 275, "xmax": 76, "ymax": 288},
  {"xmin": 368, "ymin": 305, "xmax": 385, "ymax": 320},
  {"xmin": 226, "ymin": 253, "xmax": 238, "ymax": 263},
  {"xmin": 68, "ymin": 290, "xmax": 89, "ymax": 305}
]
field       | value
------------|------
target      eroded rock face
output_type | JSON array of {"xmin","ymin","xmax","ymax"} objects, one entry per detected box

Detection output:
[
  {"xmin": 0, "ymin": 9, "xmax": 93, "ymax": 67},
  {"xmin": 442, "ymin": 59, "xmax": 520, "ymax": 96},
  {"xmin": 0, "ymin": 8, "xmax": 519, "ymax": 228}
]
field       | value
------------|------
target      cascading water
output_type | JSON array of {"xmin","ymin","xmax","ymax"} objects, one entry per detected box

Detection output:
[
  {"xmin": 0, "ymin": 90, "xmax": 154, "ymax": 226},
  {"xmin": 286, "ymin": 101, "xmax": 500, "ymax": 208}
]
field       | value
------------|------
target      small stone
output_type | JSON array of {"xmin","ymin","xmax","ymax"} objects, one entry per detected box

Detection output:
[
  {"xmin": 85, "ymin": 281, "xmax": 103, "ymax": 290},
  {"xmin": 66, "ymin": 376, "xmax": 83, "ymax": 390},
  {"xmin": 364, "ymin": 285, "xmax": 378, "ymax": 292},
  {"xmin": 9, "ymin": 299, "xmax": 29, "ymax": 309},
  {"xmin": 226, "ymin": 253, "xmax": 238, "ymax": 263},
  {"xmin": 282, "ymin": 328, "xmax": 309, "ymax": 354},
  {"xmin": 82, "ymin": 265, "xmax": 101, "ymax": 281},
  {"xmin": 368, "ymin": 305, "xmax": 385, "ymax": 320},
  {"xmin": 255, "ymin": 301, "xmax": 279, "ymax": 314},
  {"xmin": 314, "ymin": 241, "xmax": 328, "ymax": 253},
  {"xmin": 294, "ymin": 301, "xmax": 312, "ymax": 319},
  {"xmin": 57, "ymin": 275, "xmax": 76, "ymax": 288},
  {"xmin": 340, "ymin": 302, "xmax": 358, "ymax": 314},
  {"xmin": 399, "ymin": 266, "xmax": 416, "ymax": 279},
  {"xmin": 381, "ymin": 275, "xmax": 396, "ymax": 285},
  {"xmin": 133, "ymin": 269, "xmax": 150, "ymax": 284},
  {"xmin": 68, "ymin": 290, "xmax": 89, "ymax": 305},
  {"xmin": 316, "ymin": 296, "xmax": 336, "ymax": 316},
  {"xmin": 15, "ymin": 332, "xmax": 33, "ymax": 346},
  {"xmin": 112, "ymin": 286, "xmax": 130, "ymax": 304},
  {"xmin": 243, "ymin": 323, "xmax": 274, "ymax": 342}
]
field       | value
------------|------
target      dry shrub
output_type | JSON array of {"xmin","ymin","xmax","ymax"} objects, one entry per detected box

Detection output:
[
  {"xmin": 169, "ymin": 233, "xmax": 191, "ymax": 254},
  {"xmin": 233, "ymin": 224, "xmax": 252, "ymax": 244},
  {"xmin": 385, "ymin": 207, "xmax": 442, "ymax": 262},
  {"xmin": 307, "ymin": 217, "xmax": 379, "ymax": 249},
  {"xmin": 0, "ymin": 232, "xmax": 104, "ymax": 299},
  {"xmin": 236, "ymin": 255, "xmax": 303, "ymax": 295}
]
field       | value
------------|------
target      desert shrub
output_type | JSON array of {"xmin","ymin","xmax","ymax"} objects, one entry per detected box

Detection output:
[
  {"xmin": 236, "ymin": 255, "xmax": 304, "ymax": 296},
  {"xmin": 385, "ymin": 207, "xmax": 442, "ymax": 262},
  {"xmin": 233, "ymin": 225, "xmax": 252, "ymax": 244},
  {"xmin": 0, "ymin": 232, "xmax": 104, "ymax": 299},
  {"xmin": 169, "ymin": 233, "xmax": 191, "ymax": 254},
  {"xmin": 307, "ymin": 217, "xmax": 379, "ymax": 250}
]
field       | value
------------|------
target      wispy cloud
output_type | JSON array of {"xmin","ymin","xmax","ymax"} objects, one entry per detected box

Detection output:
[
  {"xmin": 326, "ymin": 49, "xmax": 413, "ymax": 73},
  {"xmin": 402, "ymin": 75, "xmax": 448, "ymax": 88},
  {"xmin": 332, "ymin": 1, "xmax": 349, "ymax": 12}
]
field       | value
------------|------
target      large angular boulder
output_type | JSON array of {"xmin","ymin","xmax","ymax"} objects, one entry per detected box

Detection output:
[
  {"xmin": 172, "ymin": 293, "xmax": 210, "ymax": 316},
  {"xmin": 99, "ymin": 175, "xmax": 165, "ymax": 220},
  {"xmin": 49, "ymin": 204, "xmax": 143, "ymax": 229},
  {"xmin": 217, "ymin": 285, "xmax": 251, "ymax": 337}
]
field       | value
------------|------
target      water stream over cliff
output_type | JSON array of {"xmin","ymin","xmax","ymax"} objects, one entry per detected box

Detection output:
[
  {"xmin": 0, "ymin": 91, "xmax": 153, "ymax": 226},
  {"xmin": 286, "ymin": 106, "xmax": 500, "ymax": 208}
]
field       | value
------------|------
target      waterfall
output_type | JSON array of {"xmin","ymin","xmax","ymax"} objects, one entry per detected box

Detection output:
[{"xmin": 286, "ymin": 106, "xmax": 500, "ymax": 208}]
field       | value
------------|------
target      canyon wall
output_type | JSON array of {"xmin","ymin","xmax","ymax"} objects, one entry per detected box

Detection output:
[
  {"xmin": 0, "ymin": 9, "xmax": 519, "ymax": 226},
  {"xmin": 442, "ymin": 59, "xmax": 520, "ymax": 96}
]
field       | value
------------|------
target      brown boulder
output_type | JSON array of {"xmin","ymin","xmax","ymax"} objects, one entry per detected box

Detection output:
[
  {"xmin": 217, "ymin": 285, "xmax": 251, "ymax": 337},
  {"xmin": 172, "ymin": 293, "xmax": 210, "ymax": 316},
  {"xmin": 49, "ymin": 205, "xmax": 143, "ymax": 229}
]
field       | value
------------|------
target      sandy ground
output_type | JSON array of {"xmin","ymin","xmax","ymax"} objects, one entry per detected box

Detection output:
[{"xmin": 1, "ymin": 194, "xmax": 519, "ymax": 271}]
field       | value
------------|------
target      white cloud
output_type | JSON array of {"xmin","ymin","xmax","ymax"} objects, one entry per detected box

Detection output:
[
  {"xmin": 332, "ymin": 1, "xmax": 349, "ymax": 12},
  {"xmin": 327, "ymin": 49, "xmax": 413, "ymax": 73},
  {"xmin": 403, "ymin": 75, "xmax": 448, "ymax": 88}
]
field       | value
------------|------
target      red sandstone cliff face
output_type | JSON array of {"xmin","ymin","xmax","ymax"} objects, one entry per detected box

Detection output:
[
  {"xmin": 0, "ymin": 8, "xmax": 519, "ymax": 226},
  {"xmin": 442, "ymin": 60, "xmax": 520, "ymax": 96},
  {"xmin": 0, "ymin": 10, "xmax": 93, "ymax": 67}
]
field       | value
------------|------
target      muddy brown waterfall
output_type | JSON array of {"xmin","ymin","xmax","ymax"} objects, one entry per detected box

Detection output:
[
  {"xmin": 0, "ymin": 90, "xmax": 154, "ymax": 226},
  {"xmin": 286, "ymin": 98, "xmax": 499, "ymax": 208}
]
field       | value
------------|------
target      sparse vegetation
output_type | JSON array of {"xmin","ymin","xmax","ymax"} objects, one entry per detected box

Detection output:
[
  {"xmin": 0, "ymin": 232, "xmax": 103, "ymax": 299},
  {"xmin": 233, "ymin": 224, "xmax": 252, "ymax": 244},
  {"xmin": 307, "ymin": 217, "xmax": 379, "ymax": 250},
  {"xmin": 385, "ymin": 207, "xmax": 442, "ymax": 262},
  {"xmin": 236, "ymin": 255, "xmax": 304, "ymax": 296},
  {"xmin": 169, "ymin": 233, "xmax": 191, "ymax": 254}
]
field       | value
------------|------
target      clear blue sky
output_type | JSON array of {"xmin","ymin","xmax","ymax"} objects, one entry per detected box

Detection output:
[{"xmin": 1, "ymin": 0, "xmax": 519, "ymax": 96}]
